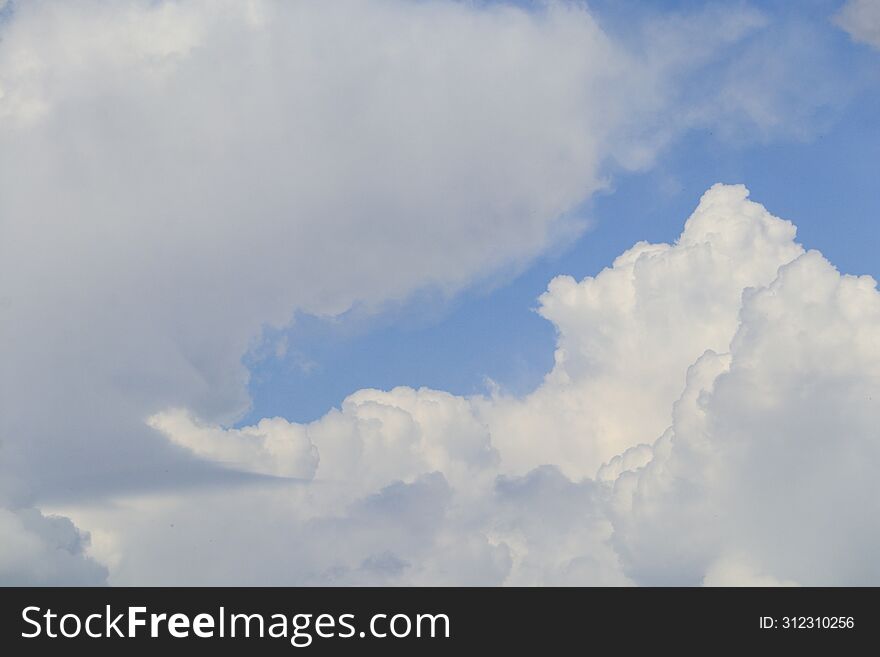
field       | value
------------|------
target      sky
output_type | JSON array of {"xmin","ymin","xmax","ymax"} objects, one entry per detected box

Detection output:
[{"xmin": 1, "ymin": 0, "xmax": 879, "ymax": 586}]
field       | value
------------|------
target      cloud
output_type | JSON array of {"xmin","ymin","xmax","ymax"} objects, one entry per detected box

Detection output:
[
  {"xmin": 835, "ymin": 0, "xmax": 880, "ymax": 49},
  {"xmin": 59, "ymin": 183, "xmax": 880, "ymax": 586},
  {"xmin": 482, "ymin": 184, "xmax": 803, "ymax": 478},
  {"xmin": 0, "ymin": 505, "xmax": 107, "ymax": 585},
  {"xmin": 0, "ymin": 0, "xmax": 780, "ymax": 507},
  {"xmin": 701, "ymin": 556, "xmax": 799, "ymax": 587},
  {"xmin": 148, "ymin": 410, "xmax": 319, "ymax": 479},
  {"xmin": 156, "ymin": 184, "xmax": 805, "ymax": 485},
  {"xmin": 1, "ymin": 2, "xmax": 865, "ymax": 585},
  {"xmin": 610, "ymin": 250, "xmax": 880, "ymax": 586},
  {"xmin": 144, "ymin": 389, "xmax": 624, "ymax": 585}
]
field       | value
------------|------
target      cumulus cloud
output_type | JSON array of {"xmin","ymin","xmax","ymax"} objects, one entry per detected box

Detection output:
[
  {"xmin": 835, "ymin": 0, "xmax": 880, "ymax": 49},
  {"xmin": 482, "ymin": 183, "xmax": 803, "ymax": 478},
  {"xmin": 56, "ymin": 183, "xmax": 880, "ymax": 587},
  {"xmin": 141, "ymin": 388, "xmax": 620, "ymax": 585},
  {"xmin": 610, "ymin": 251, "xmax": 880, "ymax": 586},
  {"xmin": 142, "ymin": 389, "xmax": 624, "ymax": 585}
]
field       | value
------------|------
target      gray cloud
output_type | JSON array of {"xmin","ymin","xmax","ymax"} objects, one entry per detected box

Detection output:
[{"xmin": 0, "ymin": 506, "xmax": 107, "ymax": 585}]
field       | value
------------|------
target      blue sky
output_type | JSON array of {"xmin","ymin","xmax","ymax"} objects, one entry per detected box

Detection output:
[{"xmin": 241, "ymin": 0, "xmax": 880, "ymax": 425}]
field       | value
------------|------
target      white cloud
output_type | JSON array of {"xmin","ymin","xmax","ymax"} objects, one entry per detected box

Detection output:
[
  {"xmin": 150, "ymin": 386, "xmax": 498, "ymax": 493},
  {"xmin": 835, "ymin": 0, "xmax": 880, "ymax": 49},
  {"xmin": 148, "ymin": 410, "xmax": 318, "ymax": 479},
  {"xmin": 59, "ymin": 183, "xmax": 880, "ymax": 587},
  {"xmin": 610, "ymin": 250, "xmax": 880, "ymax": 586},
  {"xmin": 140, "ymin": 388, "xmax": 621, "ymax": 585},
  {"xmin": 141, "ymin": 388, "xmax": 625, "ymax": 585},
  {"xmin": 482, "ymin": 184, "xmax": 803, "ymax": 478}
]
